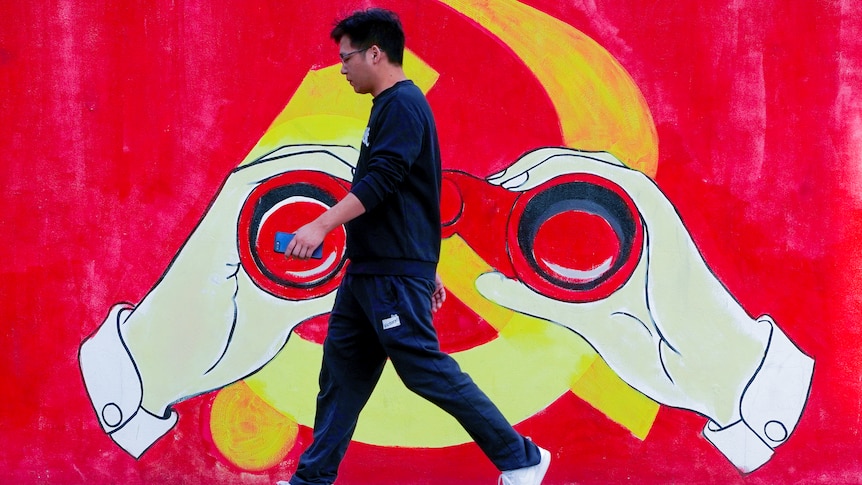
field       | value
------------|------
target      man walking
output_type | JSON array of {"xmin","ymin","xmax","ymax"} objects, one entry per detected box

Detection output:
[{"xmin": 280, "ymin": 8, "xmax": 551, "ymax": 485}]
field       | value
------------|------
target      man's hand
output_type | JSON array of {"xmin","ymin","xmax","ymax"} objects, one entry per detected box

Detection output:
[
  {"xmin": 431, "ymin": 273, "xmax": 446, "ymax": 313},
  {"xmin": 285, "ymin": 220, "xmax": 328, "ymax": 260},
  {"xmin": 286, "ymin": 192, "xmax": 366, "ymax": 260}
]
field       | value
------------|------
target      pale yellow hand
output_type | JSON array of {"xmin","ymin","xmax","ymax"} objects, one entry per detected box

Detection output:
[{"xmin": 478, "ymin": 148, "xmax": 770, "ymax": 426}]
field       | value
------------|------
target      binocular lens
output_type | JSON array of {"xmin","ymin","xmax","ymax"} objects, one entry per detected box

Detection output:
[
  {"xmin": 238, "ymin": 171, "xmax": 350, "ymax": 300},
  {"xmin": 531, "ymin": 209, "xmax": 622, "ymax": 284},
  {"xmin": 510, "ymin": 174, "xmax": 643, "ymax": 302}
]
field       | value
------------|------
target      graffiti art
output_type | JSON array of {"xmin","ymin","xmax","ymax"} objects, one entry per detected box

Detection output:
[{"xmin": 3, "ymin": 0, "xmax": 859, "ymax": 484}]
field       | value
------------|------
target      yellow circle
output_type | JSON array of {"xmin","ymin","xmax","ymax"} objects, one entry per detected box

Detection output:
[{"xmin": 210, "ymin": 382, "xmax": 299, "ymax": 471}]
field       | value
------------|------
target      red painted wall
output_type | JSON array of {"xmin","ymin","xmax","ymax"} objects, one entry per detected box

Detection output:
[{"xmin": 1, "ymin": 1, "xmax": 860, "ymax": 483}]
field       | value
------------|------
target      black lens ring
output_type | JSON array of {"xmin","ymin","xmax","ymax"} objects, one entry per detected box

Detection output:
[
  {"xmin": 248, "ymin": 183, "xmax": 343, "ymax": 288},
  {"xmin": 515, "ymin": 181, "xmax": 637, "ymax": 291}
]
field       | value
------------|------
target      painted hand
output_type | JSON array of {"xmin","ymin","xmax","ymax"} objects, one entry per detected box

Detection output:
[
  {"xmin": 475, "ymin": 148, "xmax": 814, "ymax": 472},
  {"xmin": 79, "ymin": 145, "xmax": 357, "ymax": 458}
]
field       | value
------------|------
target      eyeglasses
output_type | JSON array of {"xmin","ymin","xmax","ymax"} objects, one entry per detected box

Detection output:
[{"xmin": 339, "ymin": 47, "xmax": 370, "ymax": 64}]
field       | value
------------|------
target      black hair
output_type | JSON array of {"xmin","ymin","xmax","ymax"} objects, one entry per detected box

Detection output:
[{"xmin": 330, "ymin": 8, "xmax": 405, "ymax": 66}]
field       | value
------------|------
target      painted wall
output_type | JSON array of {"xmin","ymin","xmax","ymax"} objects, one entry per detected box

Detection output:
[{"xmin": 2, "ymin": 1, "xmax": 860, "ymax": 484}]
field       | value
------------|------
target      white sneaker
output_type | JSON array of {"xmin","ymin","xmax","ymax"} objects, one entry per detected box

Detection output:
[{"xmin": 499, "ymin": 446, "xmax": 551, "ymax": 485}]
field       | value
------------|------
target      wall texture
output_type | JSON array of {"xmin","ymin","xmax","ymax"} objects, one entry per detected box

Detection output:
[{"xmin": 2, "ymin": 1, "xmax": 861, "ymax": 484}]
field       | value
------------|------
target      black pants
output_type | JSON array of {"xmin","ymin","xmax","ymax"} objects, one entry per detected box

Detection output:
[{"xmin": 290, "ymin": 273, "xmax": 540, "ymax": 485}]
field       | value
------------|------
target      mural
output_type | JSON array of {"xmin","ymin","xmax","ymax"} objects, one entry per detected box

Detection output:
[{"xmin": 2, "ymin": 0, "xmax": 860, "ymax": 484}]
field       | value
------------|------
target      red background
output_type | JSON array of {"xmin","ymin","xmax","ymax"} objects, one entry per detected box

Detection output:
[{"xmin": 2, "ymin": 0, "xmax": 861, "ymax": 483}]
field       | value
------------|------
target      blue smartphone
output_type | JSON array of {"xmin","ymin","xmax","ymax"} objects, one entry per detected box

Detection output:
[{"xmin": 274, "ymin": 232, "xmax": 323, "ymax": 259}]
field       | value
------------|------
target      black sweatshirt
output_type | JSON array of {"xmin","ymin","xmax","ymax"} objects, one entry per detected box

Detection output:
[{"xmin": 345, "ymin": 80, "xmax": 441, "ymax": 280}]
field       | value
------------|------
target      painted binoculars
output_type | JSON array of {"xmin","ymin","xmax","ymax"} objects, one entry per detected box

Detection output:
[
  {"xmin": 238, "ymin": 168, "xmax": 644, "ymax": 302},
  {"xmin": 440, "ymin": 170, "xmax": 643, "ymax": 302}
]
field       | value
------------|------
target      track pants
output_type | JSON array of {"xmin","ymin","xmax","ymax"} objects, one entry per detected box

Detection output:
[{"xmin": 289, "ymin": 273, "xmax": 540, "ymax": 485}]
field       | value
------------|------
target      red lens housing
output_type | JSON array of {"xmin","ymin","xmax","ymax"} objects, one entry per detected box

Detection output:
[
  {"xmin": 238, "ymin": 170, "xmax": 350, "ymax": 300},
  {"xmin": 507, "ymin": 173, "xmax": 643, "ymax": 302}
]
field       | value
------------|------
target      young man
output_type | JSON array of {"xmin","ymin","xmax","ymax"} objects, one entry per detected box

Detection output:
[{"xmin": 280, "ymin": 8, "xmax": 551, "ymax": 485}]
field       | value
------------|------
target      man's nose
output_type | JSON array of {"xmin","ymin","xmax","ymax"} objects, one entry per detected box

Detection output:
[{"xmin": 340, "ymin": 64, "xmax": 347, "ymax": 75}]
